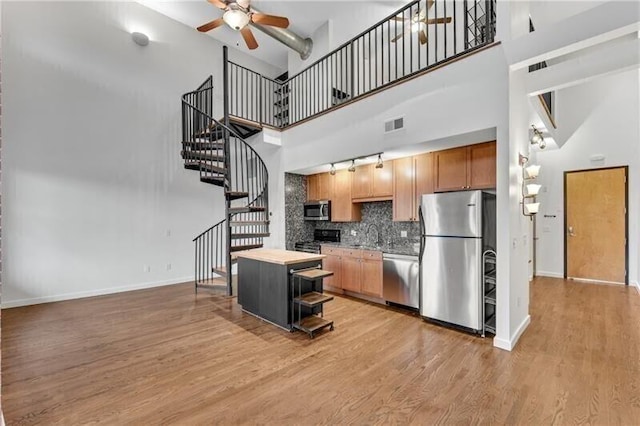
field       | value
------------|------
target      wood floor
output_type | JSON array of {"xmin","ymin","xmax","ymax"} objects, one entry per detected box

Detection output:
[{"xmin": 2, "ymin": 277, "xmax": 640, "ymax": 424}]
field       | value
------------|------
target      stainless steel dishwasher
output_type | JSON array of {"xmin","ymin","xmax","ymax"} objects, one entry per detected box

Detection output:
[{"xmin": 382, "ymin": 253, "xmax": 420, "ymax": 309}]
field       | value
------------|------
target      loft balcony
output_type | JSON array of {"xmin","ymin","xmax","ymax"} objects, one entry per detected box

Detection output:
[{"xmin": 224, "ymin": 0, "xmax": 497, "ymax": 130}]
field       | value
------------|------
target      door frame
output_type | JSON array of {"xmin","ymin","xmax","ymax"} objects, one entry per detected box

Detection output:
[{"xmin": 563, "ymin": 165, "xmax": 628, "ymax": 285}]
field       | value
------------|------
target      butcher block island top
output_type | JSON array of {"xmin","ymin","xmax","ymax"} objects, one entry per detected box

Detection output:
[{"xmin": 234, "ymin": 248, "xmax": 325, "ymax": 265}]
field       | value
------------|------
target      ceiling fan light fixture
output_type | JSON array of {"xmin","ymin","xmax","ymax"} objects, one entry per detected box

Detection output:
[
  {"xmin": 223, "ymin": 8, "xmax": 250, "ymax": 31},
  {"xmin": 411, "ymin": 21, "xmax": 425, "ymax": 33}
]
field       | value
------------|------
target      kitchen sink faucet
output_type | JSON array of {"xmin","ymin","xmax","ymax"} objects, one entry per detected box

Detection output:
[{"xmin": 366, "ymin": 224, "xmax": 382, "ymax": 247}]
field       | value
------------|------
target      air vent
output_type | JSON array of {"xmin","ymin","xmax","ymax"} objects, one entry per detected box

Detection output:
[{"xmin": 384, "ymin": 117, "xmax": 404, "ymax": 133}]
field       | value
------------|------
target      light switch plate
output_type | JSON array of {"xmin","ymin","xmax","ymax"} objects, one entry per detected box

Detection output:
[
  {"xmin": 401, "ymin": 231, "xmax": 407, "ymax": 238},
  {"xmin": 350, "ymin": 230, "xmax": 357, "ymax": 236}
]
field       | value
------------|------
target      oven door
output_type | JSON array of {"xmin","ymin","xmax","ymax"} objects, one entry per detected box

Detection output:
[{"xmin": 304, "ymin": 201, "xmax": 330, "ymax": 221}]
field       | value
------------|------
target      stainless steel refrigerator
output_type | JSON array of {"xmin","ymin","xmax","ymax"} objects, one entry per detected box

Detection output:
[{"xmin": 418, "ymin": 190, "xmax": 496, "ymax": 332}]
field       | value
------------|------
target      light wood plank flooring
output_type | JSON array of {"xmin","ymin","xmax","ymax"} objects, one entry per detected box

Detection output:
[{"xmin": 2, "ymin": 277, "xmax": 640, "ymax": 424}]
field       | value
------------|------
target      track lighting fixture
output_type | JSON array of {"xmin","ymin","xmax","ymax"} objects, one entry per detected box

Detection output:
[
  {"xmin": 375, "ymin": 154, "xmax": 384, "ymax": 169},
  {"xmin": 329, "ymin": 163, "xmax": 336, "ymax": 176},
  {"xmin": 348, "ymin": 160, "xmax": 356, "ymax": 172},
  {"xmin": 530, "ymin": 125, "xmax": 546, "ymax": 150}
]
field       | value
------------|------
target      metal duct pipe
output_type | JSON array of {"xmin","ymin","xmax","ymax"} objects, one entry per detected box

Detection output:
[{"xmin": 249, "ymin": 8, "xmax": 313, "ymax": 60}]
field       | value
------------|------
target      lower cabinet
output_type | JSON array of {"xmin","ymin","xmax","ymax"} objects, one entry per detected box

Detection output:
[
  {"xmin": 321, "ymin": 246, "xmax": 383, "ymax": 299},
  {"xmin": 323, "ymin": 252, "xmax": 342, "ymax": 289},
  {"xmin": 360, "ymin": 251, "xmax": 383, "ymax": 298},
  {"xmin": 341, "ymin": 256, "xmax": 362, "ymax": 293}
]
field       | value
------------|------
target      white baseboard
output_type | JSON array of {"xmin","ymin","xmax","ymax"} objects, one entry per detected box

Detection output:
[
  {"xmin": 1, "ymin": 276, "xmax": 194, "ymax": 309},
  {"xmin": 535, "ymin": 271, "xmax": 564, "ymax": 279},
  {"xmin": 632, "ymin": 280, "xmax": 640, "ymax": 295},
  {"xmin": 493, "ymin": 314, "xmax": 531, "ymax": 351}
]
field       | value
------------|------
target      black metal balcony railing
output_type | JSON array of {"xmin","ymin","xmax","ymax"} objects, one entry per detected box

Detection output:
[{"xmin": 227, "ymin": 0, "xmax": 496, "ymax": 129}]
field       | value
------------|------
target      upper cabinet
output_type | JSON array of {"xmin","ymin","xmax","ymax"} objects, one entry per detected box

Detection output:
[
  {"xmin": 468, "ymin": 142, "xmax": 497, "ymax": 189},
  {"xmin": 307, "ymin": 174, "xmax": 319, "ymax": 201},
  {"xmin": 351, "ymin": 162, "xmax": 394, "ymax": 202},
  {"xmin": 305, "ymin": 142, "xmax": 495, "ymax": 222},
  {"xmin": 393, "ymin": 153, "xmax": 434, "ymax": 222},
  {"xmin": 318, "ymin": 172, "xmax": 334, "ymax": 200},
  {"xmin": 332, "ymin": 170, "xmax": 362, "ymax": 222},
  {"xmin": 434, "ymin": 141, "xmax": 496, "ymax": 192}
]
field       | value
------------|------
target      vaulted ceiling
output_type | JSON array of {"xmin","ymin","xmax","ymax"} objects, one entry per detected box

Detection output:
[{"xmin": 138, "ymin": 0, "xmax": 405, "ymax": 70}]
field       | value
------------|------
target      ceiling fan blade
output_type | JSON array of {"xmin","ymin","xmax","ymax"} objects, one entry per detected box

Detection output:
[
  {"xmin": 391, "ymin": 16, "xmax": 406, "ymax": 22},
  {"xmin": 419, "ymin": 30, "xmax": 427, "ymax": 45},
  {"xmin": 251, "ymin": 13, "xmax": 290, "ymax": 28},
  {"xmin": 427, "ymin": 0, "xmax": 435, "ymax": 10},
  {"xmin": 197, "ymin": 18, "xmax": 225, "ymax": 33},
  {"xmin": 423, "ymin": 17, "xmax": 453, "ymax": 24},
  {"xmin": 207, "ymin": 0, "xmax": 227, "ymax": 9},
  {"xmin": 240, "ymin": 27, "xmax": 259, "ymax": 50},
  {"xmin": 391, "ymin": 32, "xmax": 406, "ymax": 43}
]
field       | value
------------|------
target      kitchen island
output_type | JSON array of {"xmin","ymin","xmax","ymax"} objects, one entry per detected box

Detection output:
[{"xmin": 235, "ymin": 249, "xmax": 328, "ymax": 331}]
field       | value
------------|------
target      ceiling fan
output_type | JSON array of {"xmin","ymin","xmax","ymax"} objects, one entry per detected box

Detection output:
[
  {"xmin": 197, "ymin": 0, "xmax": 290, "ymax": 50},
  {"xmin": 391, "ymin": 0, "xmax": 452, "ymax": 45}
]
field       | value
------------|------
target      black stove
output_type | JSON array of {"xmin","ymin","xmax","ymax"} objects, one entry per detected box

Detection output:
[{"xmin": 294, "ymin": 229, "xmax": 341, "ymax": 254}]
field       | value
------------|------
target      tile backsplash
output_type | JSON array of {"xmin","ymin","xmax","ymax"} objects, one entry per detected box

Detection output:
[
  {"xmin": 284, "ymin": 173, "xmax": 314, "ymax": 250},
  {"xmin": 284, "ymin": 174, "xmax": 421, "ymax": 252},
  {"xmin": 315, "ymin": 201, "xmax": 420, "ymax": 251}
]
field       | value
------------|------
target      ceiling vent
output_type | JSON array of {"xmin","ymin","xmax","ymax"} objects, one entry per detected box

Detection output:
[{"xmin": 384, "ymin": 117, "xmax": 404, "ymax": 133}]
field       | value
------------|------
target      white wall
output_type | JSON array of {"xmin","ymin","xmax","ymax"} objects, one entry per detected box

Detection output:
[
  {"xmin": 1, "ymin": 1, "xmax": 280, "ymax": 307},
  {"xmin": 535, "ymin": 69, "xmax": 640, "ymax": 285},
  {"xmin": 288, "ymin": 20, "xmax": 332, "ymax": 77}
]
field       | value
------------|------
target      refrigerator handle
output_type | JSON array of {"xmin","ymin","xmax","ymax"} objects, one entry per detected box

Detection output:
[{"xmin": 418, "ymin": 205, "xmax": 426, "ymax": 260}]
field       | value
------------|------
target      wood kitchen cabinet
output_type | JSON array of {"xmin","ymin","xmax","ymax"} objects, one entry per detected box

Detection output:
[
  {"xmin": 360, "ymin": 250, "xmax": 383, "ymax": 297},
  {"xmin": 352, "ymin": 162, "xmax": 394, "ymax": 201},
  {"xmin": 434, "ymin": 141, "xmax": 496, "ymax": 192},
  {"xmin": 322, "ymin": 253, "xmax": 342, "ymax": 289},
  {"xmin": 434, "ymin": 146, "xmax": 469, "ymax": 192},
  {"xmin": 306, "ymin": 174, "xmax": 319, "ymax": 201},
  {"xmin": 393, "ymin": 153, "xmax": 434, "ymax": 222},
  {"xmin": 468, "ymin": 142, "xmax": 497, "ymax": 189},
  {"xmin": 320, "ymin": 246, "xmax": 383, "ymax": 298},
  {"xmin": 318, "ymin": 172, "xmax": 334, "ymax": 200},
  {"xmin": 331, "ymin": 170, "xmax": 362, "ymax": 222},
  {"xmin": 341, "ymin": 255, "xmax": 362, "ymax": 293}
]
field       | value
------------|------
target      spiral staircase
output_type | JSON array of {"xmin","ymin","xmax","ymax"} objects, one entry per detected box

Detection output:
[{"xmin": 182, "ymin": 74, "xmax": 269, "ymax": 296}]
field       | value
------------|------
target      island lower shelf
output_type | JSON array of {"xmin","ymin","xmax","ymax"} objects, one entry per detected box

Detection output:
[{"xmin": 236, "ymin": 252, "xmax": 325, "ymax": 331}]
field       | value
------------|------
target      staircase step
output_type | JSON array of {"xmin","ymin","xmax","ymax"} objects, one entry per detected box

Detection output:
[
  {"xmin": 200, "ymin": 176, "xmax": 226, "ymax": 186},
  {"xmin": 212, "ymin": 266, "xmax": 228, "ymax": 276},
  {"xmin": 226, "ymin": 191, "xmax": 249, "ymax": 200},
  {"xmin": 230, "ymin": 233, "xmax": 270, "ymax": 239},
  {"xmin": 182, "ymin": 150, "xmax": 225, "ymax": 162},
  {"xmin": 200, "ymin": 163, "xmax": 226, "ymax": 175},
  {"xmin": 230, "ymin": 220, "xmax": 270, "ymax": 226},
  {"xmin": 229, "ymin": 206, "xmax": 266, "ymax": 214},
  {"xmin": 184, "ymin": 161, "xmax": 226, "ymax": 175},
  {"xmin": 193, "ymin": 127, "xmax": 225, "ymax": 139},
  {"xmin": 230, "ymin": 243, "xmax": 263, "ymax": 252},
  {"xmin": 182, "ymin": 141, "xmax": 224, "ymax": 151},
  {"xmin": 196, "ymin": 275, "xmax": 238, "ymax": 294}
]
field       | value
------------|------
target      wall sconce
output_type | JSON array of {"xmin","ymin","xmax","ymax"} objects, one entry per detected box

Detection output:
[
  {"xmin": 375, "ymin": 154, "xmax": 384, "ymax": 169},
  {"xmin": 519, "ymin": 153, "xmax": 541, "ymax": 220},
  {"xmin": 348, "ymin": 160, "xmax": 356, "ymax": 172},
  {"xmin": 329, "ymin": 163, "xmax": 336, "ymax": 175},
  {"xmin": 530, "ymin": 125, "xmax": 546, "ymax": 150}
]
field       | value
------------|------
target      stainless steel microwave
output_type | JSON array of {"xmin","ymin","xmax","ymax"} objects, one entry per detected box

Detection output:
[{"xmin": 304, "ymin": 200, "xmax": 331, "ymax": 221}]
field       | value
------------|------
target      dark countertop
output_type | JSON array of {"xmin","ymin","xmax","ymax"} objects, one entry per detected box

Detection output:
[{"xmin": 320, "ymin": 242, "xmax": 419, "ymax": 257}]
